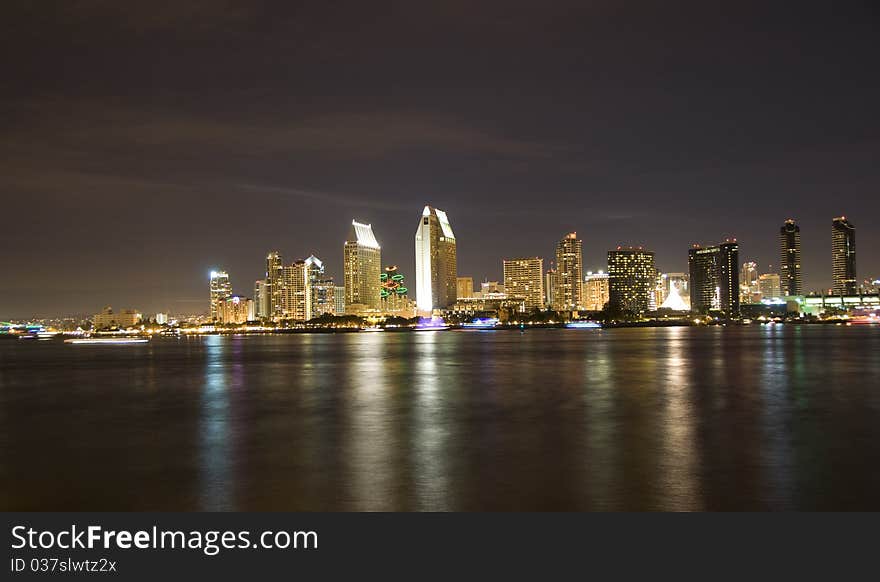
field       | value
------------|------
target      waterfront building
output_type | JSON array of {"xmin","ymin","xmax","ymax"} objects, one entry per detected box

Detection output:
[
  {"xmin": 312, "ymin": 278, "xmax": 337, "ymax": 316},
  {"xmin": 218, "ymin": 295, "xmax": 254, "ymax": 324},
  {"xmin": 456, "ymin": 276, "xmax": 474, "ymax": 299},
  {"xmin": 344, "ymin": 220, "xmax": 382, "ymax": 312},
  {"xmin": 502, "ymin": 257, "xmax": 545, "ymax": 311},
  {"xmin": 553, "ymin": 232, "xmax": 583, "ymax": 312},
  {"xmin": 740, "ymin": 261, "xmax": 760, "ymax": 303},
  {"xmin": 209, "ymin": 270, "xmax": 232, "ymax": 321},
  {"xmin": 688, "ymin": 241, "xmax": 740, "ymax": 316},
  {"xmin": 607, "ymin": 247, "xmax": 655, "ymax": 315},
  {"xmin": 583, "ymin": 271, "xmax": 609, "ymax": 311},
  {"xmin": 154, "ymin": 313, "xmax": 168, "ymax": 325},
  {"xmin": 660, "ymin": 273, "xmax": 690, "ymax": 310},
  {"xmin": 832, "ymin": 216, "xmax": 857, "ymax": 295},
  {"xmin": 758, "ymin": 273, "xmax": 782, "ymax": 301},
  {"xmin": 334, "ymin": 286, "xmax": 346, "ymax": 316},
  {"xmin": 544, "ymin": 266, "xmax": 558, "ymax": 308},
  {"xmin": 281, "ymin": 260, "xmax": 310, "ymax": 321},
  {"xmin": 94, "ymin": 306, "xmax": 142, "ymax": 329},
  {"xmin": 780, "ymin": 219, "xmax": 802, "ymax": 296},
  {"xmin": 254, "ymin": 279, "xmax": 270, "ymax": 319},
  {"xmin": 266, "ymin": 251, "xmax": 284, "ymax": 320},
  {"xmin": 414, "ymin": 206, "xmax": 458, "ymax": 311}
]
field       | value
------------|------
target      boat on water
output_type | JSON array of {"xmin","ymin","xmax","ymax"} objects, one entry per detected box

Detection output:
[
  {"xmin": 565, "ymin": 321, "xmax": 602, "ymax": 329},
  {"xmin": 460, "ymin": 317, "xmax": 499, "ymax": 330},
  {"xmin": 361, "ymin": 326, "xmax": 385, "ymax": 332},
  {"xmin": 65, "ymin": 337, "xmax": 149, "ymax": 345}
]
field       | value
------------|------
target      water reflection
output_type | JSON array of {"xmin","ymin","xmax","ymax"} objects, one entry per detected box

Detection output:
[{"xmin": 3, "ymin": 326, "xmax": 880, "ymax": 510}]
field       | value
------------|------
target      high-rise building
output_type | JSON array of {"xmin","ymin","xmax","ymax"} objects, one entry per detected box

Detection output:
[
  {"xmin": 94, "ymin": 306, "xmax": 142, "ymax": 329},
  {"xmin": 304, "ymin": 255, "xmax": 326, "ymax": 319},
  {"xmin": 607, "ymin": 248, "xmax": 655, "ymax": 315},
  {"xmin": 583, "ymin": 271, "xmax": 609, "ymax": 311},
  {"xmin": 266, "ymin": 251, "xmax": 284, "ymax": 320},
  {"xmin": 209, "ymin": 270, "xmax": 232, "ymax": 320},
  {"xmin": 312, "ymin": 278, "xmax": 337, "ymax": 317},
  {"xmin": 688, "ymin": 241, "xmax": 739, "ymax": 316},
  {"xmin": 502, "ymin": 257, "xmax": 545, "ymax": 311},
  {"xmin": 758, "ymin": 273, "xmax": 782, "ymax": 300},
  {"xmin": 740, "ymin": 261, "xmax": 759, "ymax": 303},
  {"xmin": 334, "ymin": 286, "xmax": 346, "ymax": 316},
  {"xmin": 456, "ymin": 277, "xmax": 474, "ymax": 299},
  {"xmin": 281, "ymin": 260, "xmax": 310, "ymax": 321},
  {"xmin": 254, "ymin": 279, "xmax": 270, "ymax": 320},
  {"xmin": 832, "ymin": 216, "xmax": 857, "ymax": 295},
  {"xmin": 779, "ymin": 219, "xmax": 802, "ymax": 296},
  {"xmin": 544, "ymin": 266, "xmax": 558, "ymax": 308},
  {"xmin": 553, "ymin": 232, "xmax": 583, "ymax": 312},
  {"xmin": 344, "ymin": 220, "xmax": 382, "ymax": 312},
  {"xmin": 414, "ymin": 206, "xmax": 458, "ymax": 311},
  {"xmin": 218, "ymin": 295, "xmax": 254, "ymax": 324}
]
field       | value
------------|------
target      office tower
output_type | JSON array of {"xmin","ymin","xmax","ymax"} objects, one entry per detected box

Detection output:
[
  {"xmin": 266, "ymin": 251, "xmax": 284, "ymax": 320},
  {"xmin": 553, "ymin": 232, "xmax": 583, "ymax": 311},
  {"xmin": 740, "ymin": 261, "xmax": 759, "ymax": 303},
  {"xmin": 218, "ymin": 295, "xmax": 253, "ymax": 324},
  {"xmin": 779, "ymin": 219, "xmax": 802, "ymax": 296},
  {"xmin": 832, "ymin": 216, "xmax": 857, "ymax": 295},
  {"xmin": 456, "ymin": 277, "xmax": 474, "ymax": 299},
  {"xmin": 209, "ymin": 270, "xmax": 232, "ymax": 321},
  {"xmin": 304, "ymin": 255, "xmax": 325, "ymax": 319},
  {"xmin": 607, "ymin": 247, "xmax": 656, "ymax": 315},
  {"xmin": 688, "ymin": 241, "xmax": 740, "ymax": 315},
  {"xmin": 312, "ymin": 278, "xmax": 337, "ymax": 316},
  {"xmin": 414, "ymin": 206, "xmax": 458, "ymax": 311},
  {"xmin": 254, "ymin": 279, "xmax": 270, "ymax": 320},
  {"xmin": 583, "ymin": 271, "xmax": 609, "ymax": 311},
  {"xmin": 544, "ymin": 266, "xmax": 558, "ymax": 308},
  {"xmin": 344, "ymin": 220, "xmax": 382, "ymax": 311},
  {"xmin": 334, "ymin": 286, "xmax": 346, "ymax": 316},
  {"xmin": 503, "ymin": 257, "xmax": 545, "ymax": 311},
  {"xmin": 281, "ymin": 260, "xmax": 310, "ymax": 321},
  {"xmin": 758, "ymin": 273, "xmax": 782, "ymax": 300}
]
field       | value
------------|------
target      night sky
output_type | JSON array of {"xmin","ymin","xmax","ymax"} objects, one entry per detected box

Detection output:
[{"xmin": 3, "ymin": 1, "xmax": 879, "ymax": 317}]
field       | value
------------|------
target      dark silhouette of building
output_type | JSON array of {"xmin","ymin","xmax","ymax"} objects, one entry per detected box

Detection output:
[
  {"xmin": 688, "ymin": 241, "xmax": 739, "ymax": 316},
  {"xmin": 832, "ymin": 216, "xmax": 857, "ymax": 295},
  {"xmin": 779, "ymin": 219, "xmax": 802, "ymax": 296}
]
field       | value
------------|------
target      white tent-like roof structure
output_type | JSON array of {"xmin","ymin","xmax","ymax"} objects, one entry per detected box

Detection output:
[{"xmin": 661, "ymin": 283, "xmax": 689, "ymax": 311}]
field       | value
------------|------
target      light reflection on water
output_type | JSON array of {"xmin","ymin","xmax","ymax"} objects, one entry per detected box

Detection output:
[{"xmin": 2, "ymin": 326, "xmax": 880, "ymax": 510}]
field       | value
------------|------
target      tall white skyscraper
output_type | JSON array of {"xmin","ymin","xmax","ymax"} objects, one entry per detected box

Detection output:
[{"xmin": 414, "ymin": 205, "xmax": 458, "ymax": 312}]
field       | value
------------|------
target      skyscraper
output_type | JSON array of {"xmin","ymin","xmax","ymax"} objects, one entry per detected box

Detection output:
[
  {"xmin": 344, "ymin": 220, "xmax": 382, "ymax": 311},
  {"xmin": 414, "ymin": 206, "xmax": 458, "ymax": 312},
  {"xmin": 502, "ymin": 257, "xmax": 544, "ymax": 311},
  {"xmin": 209, "ymin": 270, "xmax": 232, "ymax": 321},
  {"xmin": 607, "ymin": 248, "xmax": 655, "ymax": 315},
  {"xmin": 266, "ymin": 251, "xmax": 284, "ymax": 321},
  {"xmin": 688, "ymin": 241, "xmax": 739, "ymax": 316},
  {"xmin": 281, "ymin": 260, "xmax": 309, "ymax": 321},
  {"xmin": 544, "ymin": 266, "xmax": 558, "ymax": 308},
  {"xmin": 254, "ymin": 279, "xmax": 270, "ymax": 320},
  {"xmin": 832, "ymin": 216, "xmax": 857, "ymax": 295},
  {"xmin": 553, "ymin": 233, "xmax": 583, "ymax": 312},
  {"xmin": 583, "ymin": 271, "xmax": 609, "ymax": 311},
  {"xmin": 740, "ymin": 261, "xmax": 759, "ymax": 304},
  {"xmin": 779, "ymin": 219, "xmax": 802, "ymax": 296}
]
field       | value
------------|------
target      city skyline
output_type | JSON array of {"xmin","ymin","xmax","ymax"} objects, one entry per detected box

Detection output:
[{"xmin": 3, "ymin": 3, "xmax": 880, "ymax": 317}]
